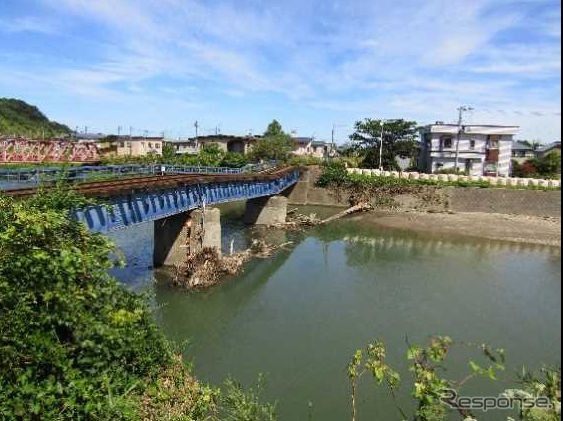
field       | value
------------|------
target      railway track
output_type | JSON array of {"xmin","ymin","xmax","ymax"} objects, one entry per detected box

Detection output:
[{"xmin": 4, "ymin": 166, "xmax": 298, "ymax": 198}]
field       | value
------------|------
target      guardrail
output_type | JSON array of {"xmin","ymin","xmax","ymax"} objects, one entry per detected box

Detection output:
[{"xmin": 0, "ymin": 161, "xmax": 278, "ymax": 188}]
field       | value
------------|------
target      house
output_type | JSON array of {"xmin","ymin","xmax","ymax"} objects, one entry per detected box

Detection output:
[
  {"xmin": 165, "ymin": 138, "xmax": 199, "ymax": 155},
  {"xmin": 195, "ymin": 135, "xmax": 258, "ymax": 154},
  {"xmin": 511, "ymin": 141, "xmax": 536, "ymax": 164},
  {"xmin": 535, "ymin": 141, "xmax": 561, "ymax": 159},
  {"xmin": 116, "ymin": 136, "xmax": 163, "ymax": 156},
  {"xmin": 292, "ymin": 137, "xmax": 333, "ymax": 159},
  {"xmin": 418, "ymin": 123, "xmax": 519, "ymax": 177}
]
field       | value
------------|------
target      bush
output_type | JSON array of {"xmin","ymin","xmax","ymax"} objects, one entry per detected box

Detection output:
[
  {"xmin": 0, "ymin": 193, "xmax": 171, "ymax": 419},
  {"xmin": 0, "ymin": 187, "xmax": 279, "ymax": 419},
  {"xmin": 512, "ymin": 153, "xmax": 561, "ymax": 179},
  {"xmin": 287, "ymin": 155, "xmax": 324, "ymax": 166},
  {"xmin": 434, "ymin": 167, "xmax": 466, "ymax": 175},
  {"xmin": 316, "ymin": 161, "xmax": 350, "ymax": 187},
  {"xmin": 221, "ymin": 152, "xmax": 248, "ymax": 168},
  {"xmin": 219, "ymin": 376, "xmax": 276, "ymax": 421}
]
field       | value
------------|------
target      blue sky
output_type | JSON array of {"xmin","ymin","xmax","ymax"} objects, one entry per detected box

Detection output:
[{"xmin": 0, "ymin": 0, "xmax": 560, "ymax": 142}]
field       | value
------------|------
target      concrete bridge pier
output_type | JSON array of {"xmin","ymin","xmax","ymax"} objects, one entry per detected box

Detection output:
[
  {"xmin": 153, "ymin": 207, "xmax": 222, "ymax": 267},
  {"xmin": 244, "ymin": 195, "xmax": 288, "ymax": 225}
]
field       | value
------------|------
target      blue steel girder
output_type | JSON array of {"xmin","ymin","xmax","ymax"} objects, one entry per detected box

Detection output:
[{"xmin": 72, "ymin": 169, "xmax": 300, "ymax": 232}]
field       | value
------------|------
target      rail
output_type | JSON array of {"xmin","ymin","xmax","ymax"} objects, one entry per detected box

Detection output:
[{"xmin": 0, "ymin": 161, "xmax": 278, "ymax": 188}]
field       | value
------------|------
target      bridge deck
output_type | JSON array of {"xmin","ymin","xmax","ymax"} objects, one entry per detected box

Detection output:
[
  {"xmin": 4, "ymin": 166, "xmax": 302, "ymax": 232},
  {"xmin": 4, "ymin": 166, "xmax": 299, "ymax": 199}
]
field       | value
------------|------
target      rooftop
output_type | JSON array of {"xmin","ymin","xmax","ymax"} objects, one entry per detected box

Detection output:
[
  {"xmin": 423, "ymin": 123, "xmax": 519, "ymax": 136},
  {"xmin": 536, "ymin": 141, "xmax": 561, "ymax": 153},
  {"xmin": 512, "ymin": 141, "xmax": 534, "ymax": 151}
]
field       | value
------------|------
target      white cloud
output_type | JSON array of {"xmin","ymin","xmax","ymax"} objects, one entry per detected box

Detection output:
[
  {"xmin": 1, "ymin": 0, "xmax": 560, "ymax": 140},
  {"xmin": 0, "ymin": 16, "xmax": 59, "ymax": 34}
]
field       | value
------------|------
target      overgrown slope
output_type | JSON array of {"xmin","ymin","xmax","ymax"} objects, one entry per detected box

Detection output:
[{"xmin": 0, "ymin": 98, "xmax": 71, "ymax": 137}]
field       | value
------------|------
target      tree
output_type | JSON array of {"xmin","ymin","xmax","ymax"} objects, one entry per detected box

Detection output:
[
  {"xmin": 198, "ymin": 143, "xmax": 225, "ymax": 166},
  {"xmin": 249, "ymin": 120, "xmax": 294, "ymax": 163},
  {"xmin": 349, "ymin": 118, "xmax": 419, "ymax": 170},
  {"xmin": 221, "ymin": 152, "xmax": 248, "ymax": 168},
  {"xmin": 162, "ymin": 143, "xmax": 177, "ymax": 162},
  {"xmin": 535, "ymin": 152, "xmax": 561, "ymax": 176},
  {"xmin": 512, "ymin": 152, "xmax": 561, "ymax": 178},
  {"xmin": 520, "ymin": 140, "xmax": 542, "ymax": 151},
  {"xmin": 264, "ymin": 120, "xmax": 284, "ymax": 137}
]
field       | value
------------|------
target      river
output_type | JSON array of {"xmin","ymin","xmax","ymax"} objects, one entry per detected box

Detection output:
[{"xmin": 108, "ymin": 204, "xmax": 561, "ymax": 420}]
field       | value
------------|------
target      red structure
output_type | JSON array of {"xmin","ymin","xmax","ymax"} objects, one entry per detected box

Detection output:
[{"xmin": 0, "ymin": 138, "xmax": 99, "ymax": 163}]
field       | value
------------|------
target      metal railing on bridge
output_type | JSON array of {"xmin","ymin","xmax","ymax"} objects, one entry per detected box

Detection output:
[{"xmin": 0, "ymin": 162, "xmax": 278, "ymax": 189}]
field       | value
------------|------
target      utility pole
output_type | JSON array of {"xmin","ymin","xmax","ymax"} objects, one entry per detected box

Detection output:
[
  {"xmin": 454, "ymin": 106, "xmax": 474, "ymax": 172},
  {"xmin": 128, "ymin": 125, "xmax": 133, "ymax": 154},
  {"xmin": 379, "ymin": 120, "xmax": 385, "ymax": 170},
  {"xmin": 194, "ymin": 121, "xmax": 199, "ymax": 149}
]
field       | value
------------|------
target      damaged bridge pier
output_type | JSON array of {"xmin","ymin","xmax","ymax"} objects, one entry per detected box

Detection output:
[
  {"xmin": 153, "ymin": 207, "xmax": 222, "ymax": 267},
  {"xmin": 154, "ymin": 192, "xmax": 289, "ymax": 267}
]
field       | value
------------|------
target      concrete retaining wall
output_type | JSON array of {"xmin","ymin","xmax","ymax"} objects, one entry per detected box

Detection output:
[
  {"xmin": 445, "ymin": 188, "xmax": 561, "ymax": 217},
  {"xmin": 287, "ymin": 167, "xmax": 561, "ymax": 218},
  {"xmin": 285, "ymin": 166, "xmax": 350, "ymax": 207}
]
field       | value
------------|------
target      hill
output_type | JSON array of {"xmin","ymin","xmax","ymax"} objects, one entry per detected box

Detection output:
[{"xmin": 0, "ymin": 98, "xmax": 71, "ymax": 138}]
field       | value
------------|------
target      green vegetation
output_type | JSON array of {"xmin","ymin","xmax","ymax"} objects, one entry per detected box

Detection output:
[
  {"xmin": 287, "ymin": 154, "xmax": 324, "ymax": 166},
  {"xmin": 349, "ymin": 118, "xmax": 419, "ymax": 170},
  {"xmin": 512, "ymin": 152, "xmax": 561, "ymax": 179},
  {"xmin": 248, "ymin": 120, "xmax": 294, "ymax": 163},
  {"xmin": 317, "ymin": 162, "xmax": 560, "ymax": 201},
  {"xmin": 0, "ymin": 186, "xmax": 276, "ymax": 419},
  {"xmin": 100, "ymin": 145, "xmax": 249, "ymax": 168},
  {"xmin": 0, "ymin": 98, "xmax": 71, "ymax": 138},
  {"xmin": 348, "ymin": 336, "xmax": 560, "ymax": 421}
]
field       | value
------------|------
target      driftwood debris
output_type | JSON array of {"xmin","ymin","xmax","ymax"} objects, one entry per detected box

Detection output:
[
  {"xmin": 172, "ymin": 203, "xmax": 372, "ymax": 290},
  {"xmin": 278, "ymin": 202, "xmax": 372, "ymax": 230},
  {"xmin": 173, "ymin": 247, "xmax": 249, "ymax": 289},
  {"xmin": 318, "ymin": 202, "xmax": 372, "ymax": 225},
  {"xmin": 173, "ymin": 240, "xmax": 294, "ymax": 290}
]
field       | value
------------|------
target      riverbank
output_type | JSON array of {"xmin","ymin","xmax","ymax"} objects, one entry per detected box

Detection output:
[{"xmin": 349, "ymin": 210, "xmax": 561, "ymax": 247}]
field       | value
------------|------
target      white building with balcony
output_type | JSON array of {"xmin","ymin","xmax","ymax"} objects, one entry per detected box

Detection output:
[{"xmin": 418, "ymin": 124, "xmax": 519, "ymax": 177}]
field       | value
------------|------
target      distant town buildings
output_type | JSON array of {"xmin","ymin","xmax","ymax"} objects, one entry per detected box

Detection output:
[
  {"xmin": 511, "ymin": 141, "xmax": 536, "ymax": 164},
  {"xmin": 116, "ymin": 136, "xmax": 163, "ymax": 156},
  {"xmin": 292, "ymin": 137, "xmax": 334, "ymax": 159},
  {"xmin": 418, "ymin": 123, "xmax": 519, "ymax": 177},
  {"xmin": 194, "ymin": 134, "xmax": 258, "ymax": 154},
  {"xmin": 106, "ymin": 133, "xmax": 335, "ymax": 159},
  {"xmin": 535, "ymin": 141, "xmax": 561, "ymax": 159},
  {"xmin": 165, "ymin": 138, "xmax": 199, "ymax": 155}
]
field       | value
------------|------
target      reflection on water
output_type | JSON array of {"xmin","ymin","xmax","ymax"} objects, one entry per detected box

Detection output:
[{"xmin": 108, "ymin": 205, "xmax": 561, "ymax": 421}]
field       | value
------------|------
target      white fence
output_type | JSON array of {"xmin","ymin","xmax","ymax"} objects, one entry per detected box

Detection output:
[{"xmin": 346, "ymin": 168, "xmax": 561, "ymax": 189}]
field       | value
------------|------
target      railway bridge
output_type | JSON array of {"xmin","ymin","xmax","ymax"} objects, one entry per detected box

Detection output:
[{"xmin": 4, "ymin": 166, "xmax": 301, "ymax": 266}]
